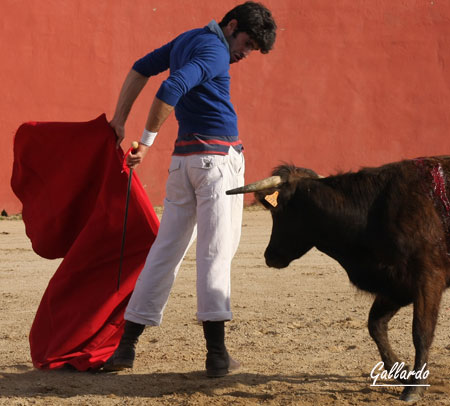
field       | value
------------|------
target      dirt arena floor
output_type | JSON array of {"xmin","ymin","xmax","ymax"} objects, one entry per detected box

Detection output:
[{"xmin": 1, "ymin": 206, "xmax": 449, "ymax": 405}]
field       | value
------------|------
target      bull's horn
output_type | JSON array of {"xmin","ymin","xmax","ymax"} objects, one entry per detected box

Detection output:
[{"xmin": 226, "ymin": 176, "xmax": 282, "ymax": 195}]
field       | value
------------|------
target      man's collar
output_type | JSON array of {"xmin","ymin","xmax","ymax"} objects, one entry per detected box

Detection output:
[{"xmin": 206, "ymin": 19, "xmax": 229, "ymax": 51}]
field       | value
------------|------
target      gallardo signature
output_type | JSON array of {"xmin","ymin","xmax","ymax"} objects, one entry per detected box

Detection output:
[{"xmin": 370, "ymin": 362, "xmax": 430, "ymax": 387}]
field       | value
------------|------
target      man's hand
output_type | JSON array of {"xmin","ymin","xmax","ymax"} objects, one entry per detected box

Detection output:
[
  {"xmin": 126, "ymin": 144, "xmax": 149, "ymax": 169},
  {"xmin": 110, "ymin": 118, "xmax": 125, "ymax": 148}
]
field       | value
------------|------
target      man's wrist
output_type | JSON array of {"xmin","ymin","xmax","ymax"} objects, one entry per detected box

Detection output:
[{"xmin": 140, "ymin": 129, "xmax": 158, "ymax": 146}]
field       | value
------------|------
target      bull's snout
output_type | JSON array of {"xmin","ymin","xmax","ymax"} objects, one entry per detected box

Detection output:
[{"xmin": 264, "ymin": 247, "xmax": 290, "ymax": 269}]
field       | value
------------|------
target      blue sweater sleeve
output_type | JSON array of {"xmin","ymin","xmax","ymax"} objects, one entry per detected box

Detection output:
[
  {"xmin": 132, "ymin": 41, "xmax": 172, "ymax": 77},
  {"xmin": 156, "ymin": 44, "xmax": 229, "ymax": 106}
]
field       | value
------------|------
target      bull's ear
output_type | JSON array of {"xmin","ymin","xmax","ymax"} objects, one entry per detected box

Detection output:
[
  {"xmin": 264, "ymin": 191, "xmax": 279, "ymax": 207},
  {"xmin": 255, "ymin": 188, "xmax": 280, "ymax": 210}
]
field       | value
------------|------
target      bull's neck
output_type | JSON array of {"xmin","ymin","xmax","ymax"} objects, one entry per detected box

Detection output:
[{"xmin": 297, "ymin": 175, "xmax": 380, "ymax": 248}]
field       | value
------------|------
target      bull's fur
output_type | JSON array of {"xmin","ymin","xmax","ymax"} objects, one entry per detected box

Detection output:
[{"xmin": 255, "ymin": 157, "xmax": 450, "ymax": 402}]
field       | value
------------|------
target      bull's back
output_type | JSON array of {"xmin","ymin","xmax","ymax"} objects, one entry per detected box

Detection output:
[{"xmin": 327, "ymin": 157, "xmax": 450, "ymax": 300}]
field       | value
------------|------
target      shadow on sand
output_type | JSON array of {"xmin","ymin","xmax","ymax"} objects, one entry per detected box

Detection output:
[{"xmin": 0, "ymin": 365, "xmax": 400, "ymax": 401}]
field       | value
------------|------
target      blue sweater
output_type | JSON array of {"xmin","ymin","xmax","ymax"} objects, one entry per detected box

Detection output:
[{"xmin": 133, "ymin": 22, "xmax": 241, "ymax": 155}]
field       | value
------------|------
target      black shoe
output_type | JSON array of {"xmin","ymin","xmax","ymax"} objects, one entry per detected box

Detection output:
[
  {"xmin": 102, "ymin": 321, "xmax": 145, "ymax": 372},
  {"xmin": 202, "ymin": 321, "xmax": 240, "ymax": 378},
  {"xmin": 206, "ymin": 351, "xmax": 240, "ymax": 378}
]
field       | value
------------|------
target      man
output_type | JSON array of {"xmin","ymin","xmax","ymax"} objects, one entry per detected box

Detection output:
[{"xmin": 104, "ymin": 2, "xmax": 276, "ymax": 377}]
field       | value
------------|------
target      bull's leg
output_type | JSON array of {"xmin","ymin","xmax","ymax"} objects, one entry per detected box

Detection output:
[
  {"xmin": 368, "ymin": 295, "xmax": 405, "ymax": 373},
  {"xmin": 400, "ymin": 281, "xmax": 443, "ymax": 402}
]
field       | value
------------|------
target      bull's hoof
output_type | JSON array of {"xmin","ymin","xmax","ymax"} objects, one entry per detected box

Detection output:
[{"xmin": 400, "ymin": 386, "xmax": 426, "ymax": 403}]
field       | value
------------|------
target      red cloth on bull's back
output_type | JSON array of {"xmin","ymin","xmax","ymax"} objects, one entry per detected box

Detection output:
[{"xmin": 11, "ymin": 114, "xmax": 159, "ymax": 370}]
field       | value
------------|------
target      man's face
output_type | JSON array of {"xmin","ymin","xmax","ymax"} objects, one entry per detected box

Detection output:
[
  {"xmin": 222, "ymin": 19, "xmax": 258, "ymax": 64},
  {"xmin": 227, "ymin": 31, "xmax": 258, "ymax": 64}
]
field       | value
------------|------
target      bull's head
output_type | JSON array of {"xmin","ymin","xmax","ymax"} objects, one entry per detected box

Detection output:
[{"xmin": 227, "ymin": 165, "xmax": 321, "ymax": 268}]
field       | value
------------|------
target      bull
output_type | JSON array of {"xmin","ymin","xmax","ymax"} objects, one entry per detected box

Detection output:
[{"xmin": 226, "ymin": 157, "xmax": 450, "ymax": 402}]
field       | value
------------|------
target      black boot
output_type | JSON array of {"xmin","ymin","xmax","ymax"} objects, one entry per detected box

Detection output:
[
  {"xmin": 103, "ymin": 321, "xmax": 145, "ymax": 371},
  {"xmin": 202, "ymin": 321, "xmax": 240, "ymax": 378}
]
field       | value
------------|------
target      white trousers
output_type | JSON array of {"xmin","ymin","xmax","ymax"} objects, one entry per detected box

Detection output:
[{"xmin": 125, "ymin": 147, "xmax": 244, "ymax": 325}]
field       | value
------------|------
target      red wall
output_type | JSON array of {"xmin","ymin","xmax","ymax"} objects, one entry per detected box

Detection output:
[{"xmin": 3, "ymin": 0, "xmax": 450, "ymax": 213}]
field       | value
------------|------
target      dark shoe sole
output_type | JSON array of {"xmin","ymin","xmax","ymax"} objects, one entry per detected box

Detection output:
[
  {"xmin": 206, "ymin": 357, "xmax": 240, "ymax": 378},
  {"xmin": 206, "ymin": 367, "xmax": 229, "ymax": 378},
  {"xmin": 102, "ymin": 358, "xmax": 134, "ymax": 372}
]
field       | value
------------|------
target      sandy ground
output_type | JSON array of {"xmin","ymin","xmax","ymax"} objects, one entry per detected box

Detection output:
[{"xmin": 1, "ymin": 206, "xmax": 449, "ymax": 406}]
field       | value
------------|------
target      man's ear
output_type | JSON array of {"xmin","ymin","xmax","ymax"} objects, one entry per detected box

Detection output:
[{"xmin": 223, "ymin": 19, "xmax": 238, "ymax": 36}]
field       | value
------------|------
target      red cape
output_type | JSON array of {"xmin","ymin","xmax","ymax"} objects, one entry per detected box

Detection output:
[{"xmin": 11, "ymin": 114, "xmax": 159, "ymax": 370}]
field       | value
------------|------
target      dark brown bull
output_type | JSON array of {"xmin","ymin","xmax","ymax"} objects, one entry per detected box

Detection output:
[{"xmin": 227, "ymin": 156, "xmax": 450, "ymax": 402}]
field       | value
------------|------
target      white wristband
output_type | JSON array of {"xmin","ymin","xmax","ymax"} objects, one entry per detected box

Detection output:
[{"xmin": 140, "ymin": 129, "xmax": 158, "ymax": 146}]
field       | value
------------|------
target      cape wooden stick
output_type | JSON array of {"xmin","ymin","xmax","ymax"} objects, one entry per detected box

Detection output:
[{"xmin": 117, "ymin": 141, "xmax": 139, "ymax": 291}]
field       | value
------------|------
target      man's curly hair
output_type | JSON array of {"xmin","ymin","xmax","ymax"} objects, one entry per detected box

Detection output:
[{"xmin": 219, "ymin": 1, "xmax": 277, "ymax": 54}]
